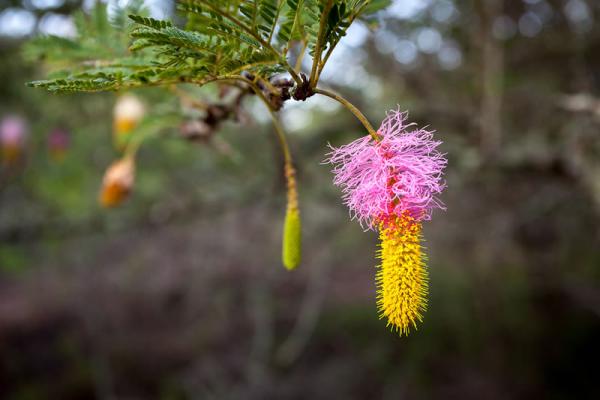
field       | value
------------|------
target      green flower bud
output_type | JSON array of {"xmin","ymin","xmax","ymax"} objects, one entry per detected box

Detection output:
[{"xmin": 282, "ymin": 208, "xmax": 301, "ymax": 270}]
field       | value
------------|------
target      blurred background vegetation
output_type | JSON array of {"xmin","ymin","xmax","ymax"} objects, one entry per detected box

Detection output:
[{"xmin": 1, "ymin": 0, "xmax": 600, "ymax": 399}]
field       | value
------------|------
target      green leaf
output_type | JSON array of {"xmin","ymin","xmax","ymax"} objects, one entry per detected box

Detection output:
[
  {"xmin": 26, "ymin": 0, "xmax": 387, "ymax": 94},
  {"xmin": 128, "ymin": 15, "xmax": 173, "ymax": 29},
  {"xmin": 362, "ymin": 0, "xmax": 392, "ymax": 15}
]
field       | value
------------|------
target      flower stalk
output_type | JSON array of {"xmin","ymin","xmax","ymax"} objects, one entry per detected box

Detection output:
[{"xmin": 314, "ymin": 88, "xmax": 378, "ymax": 140}]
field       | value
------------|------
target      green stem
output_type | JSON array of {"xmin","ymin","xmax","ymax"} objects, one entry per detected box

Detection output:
[
  {"xmin": 266, "ymin": 107, "xmax": 292, "ymax": 163},
  {"xmin": 315, "ymin": 5, "xmax": 367, "ymax": 82},
  {"xmin": 314, "ymin": 87, "xmax": 378, "ymax": 140},
  {"xmin": 122, "ymin": 114, "xmax": 181, "ymax": 158},
  {"xmin": 268, "ymin": 0, "xmax": 285, "ymax": 44},
  {"xmin": 309, "ymin": 0, "xmax": 334, "ymax": 87},
  {"xmin": 241, "ymin": 78, "xmax": 293, "ymax": 163},
  {"xmin": 294, "ymin": 40, "xmax": 308, "ymax": 72},
  {"xmin": 124, "ymin": 139, "xmax": 142, "ymax": 158}
]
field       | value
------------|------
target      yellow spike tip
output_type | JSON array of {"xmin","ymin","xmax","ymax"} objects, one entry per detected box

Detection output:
[{"xmin": 376, "ymin": 212, "xmax": 429, "ymax": 335}]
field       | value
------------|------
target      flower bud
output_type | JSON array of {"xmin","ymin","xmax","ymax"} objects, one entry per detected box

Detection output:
[
  {"xmin": 99, "ymin": 157, "xmax": 135, "ymax": 207},
  {"xmin": 282, "ymin": 164, "xmax": 301, "ymax": 270},
  {"xmin": 48, "ymin": 128, "xmax": 70, "ymax": 161},
  {"xmin": 1, "ymin": 116, "xmax": 27, "ymax": 165},
  {"xmin": 113, "ymin": 94, "xmax": 145, "ymax": 148},
  {"xmin": 283, "ymin": 208, "xmax": 301, "ymax": 270}
]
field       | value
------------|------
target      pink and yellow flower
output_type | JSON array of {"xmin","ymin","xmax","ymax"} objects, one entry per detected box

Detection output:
[{"xmin": 326, "ymin": 109, "xmax": 447, "ymax": 334}]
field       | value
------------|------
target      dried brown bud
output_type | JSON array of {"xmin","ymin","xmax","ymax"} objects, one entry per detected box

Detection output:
[
  {"xmin": 292, "ymin": 73, "xmax": 314, "ymax": 101},
  {"xmin": 179, "ymin": 120, "xmax": 214, "ymax": 142}
]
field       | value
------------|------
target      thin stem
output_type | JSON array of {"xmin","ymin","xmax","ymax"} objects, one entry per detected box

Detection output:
[
  {"xmin": 230, "ymin": 60, "xmax": 279, "ymax": 76},
  {"xmin": 254, "ymin": 75, "xmax": 279, "ymax": 95},
  {"xmin": 240, "ymin": 78, "xmax": 292, "ymax": 163},
  {"xmin": 284, "ymin": 60, "xmax": 303, "ymax": 86},
  {"xmin": 123, "ymin": 127, "xmax": 146, "ymax": 158},
  {"xmin": 309, "ymin": 0, "xmax": 334, "ymax": 87},
  {"xmin": 315, "ymin": 5, "xmax": 367, "ymax": 82},
  {"xmin": 314, "ymin": 87, "xmax": 378, "ymax": 140},
  {"xmin": 267, "ymin": 107, "xmax": 292, "ymax": 163},
  {"xmin": 294, "ymin": 40, "xmax": 308, "ymax": 72},
  {"xmin": 122, "ymin": 114, "xmax": 181, "ymax": 158},
  {"xmin": 268, "ymin": 0, "xmax": 285, "ymax": 44}
]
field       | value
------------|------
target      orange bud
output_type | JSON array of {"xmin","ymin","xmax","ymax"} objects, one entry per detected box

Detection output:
[
  {"xmin": 114, "ymin": 118, "xmax": 139, "ymax": 135},
  {"xmin": 99, "ymin": 157, "xmax": 135, "ymax": 208},
  {"xmin": 113, "ymin": 94, "xmax": 145, "ymax": 149}
]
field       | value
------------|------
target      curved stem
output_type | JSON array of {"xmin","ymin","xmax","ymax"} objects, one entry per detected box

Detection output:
[
  {"xmin": 241, "ymin": 79, "xmax": 292, "ymax": 163},
  {"xmin": 314, "ymin": 87, "xmax": 378, "ymax": 140},
  {"xmin": 266, "ymin": 107, "xmax": 292, "ymax": 163},
  {"xmin": 122, "ymin": 114, "xmax": 181, "ymax": 158},
  {"xmin": 283, "ymin": 60, "xmax": 303, "ymax": 86},
  {"xmin": 124, "ymin": 137, "xmax": 141, "ymax": 158}
]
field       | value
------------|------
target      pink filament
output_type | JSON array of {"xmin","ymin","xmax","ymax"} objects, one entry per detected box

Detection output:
[{"xmin": 325, "ymin": 109, "xmax": 447, "ymax": 230}]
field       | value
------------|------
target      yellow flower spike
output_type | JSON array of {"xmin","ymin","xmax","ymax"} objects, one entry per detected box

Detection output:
[
  {"xmin": 376, "ymin": 212, "xmax": 429, "ymax": 335},
  {"xmin": 282, "ymin": 163, "xmax": 301, "ymax": 270}
]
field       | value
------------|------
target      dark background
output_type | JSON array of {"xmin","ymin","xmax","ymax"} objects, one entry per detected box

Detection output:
[{"xmin": 1, "ymin": 0, "xmax": 599, "ymax": 399}]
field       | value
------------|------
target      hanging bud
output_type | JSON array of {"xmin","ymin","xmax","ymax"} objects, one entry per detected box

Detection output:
[
  {"xmin": 283, "ymin": 208, "xmax": 301, "ymax": 270},
  {"xmin": 47, "ymin": 128, "xmax": 70, "ymax": 161},
  {"xmin": 282, "ymin": 163, "xmax": 301, "ymax": 270},
  {"xmin": 113, "ymin": 94, "xmax": 145, "ymax": 149},
  {"xmin": 99, "ymin": 157, "xmax": 135, "ymax": 208},
  {"xmin": 1, "ymin": 116, "xmax": 27, "ymax": 166}
]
